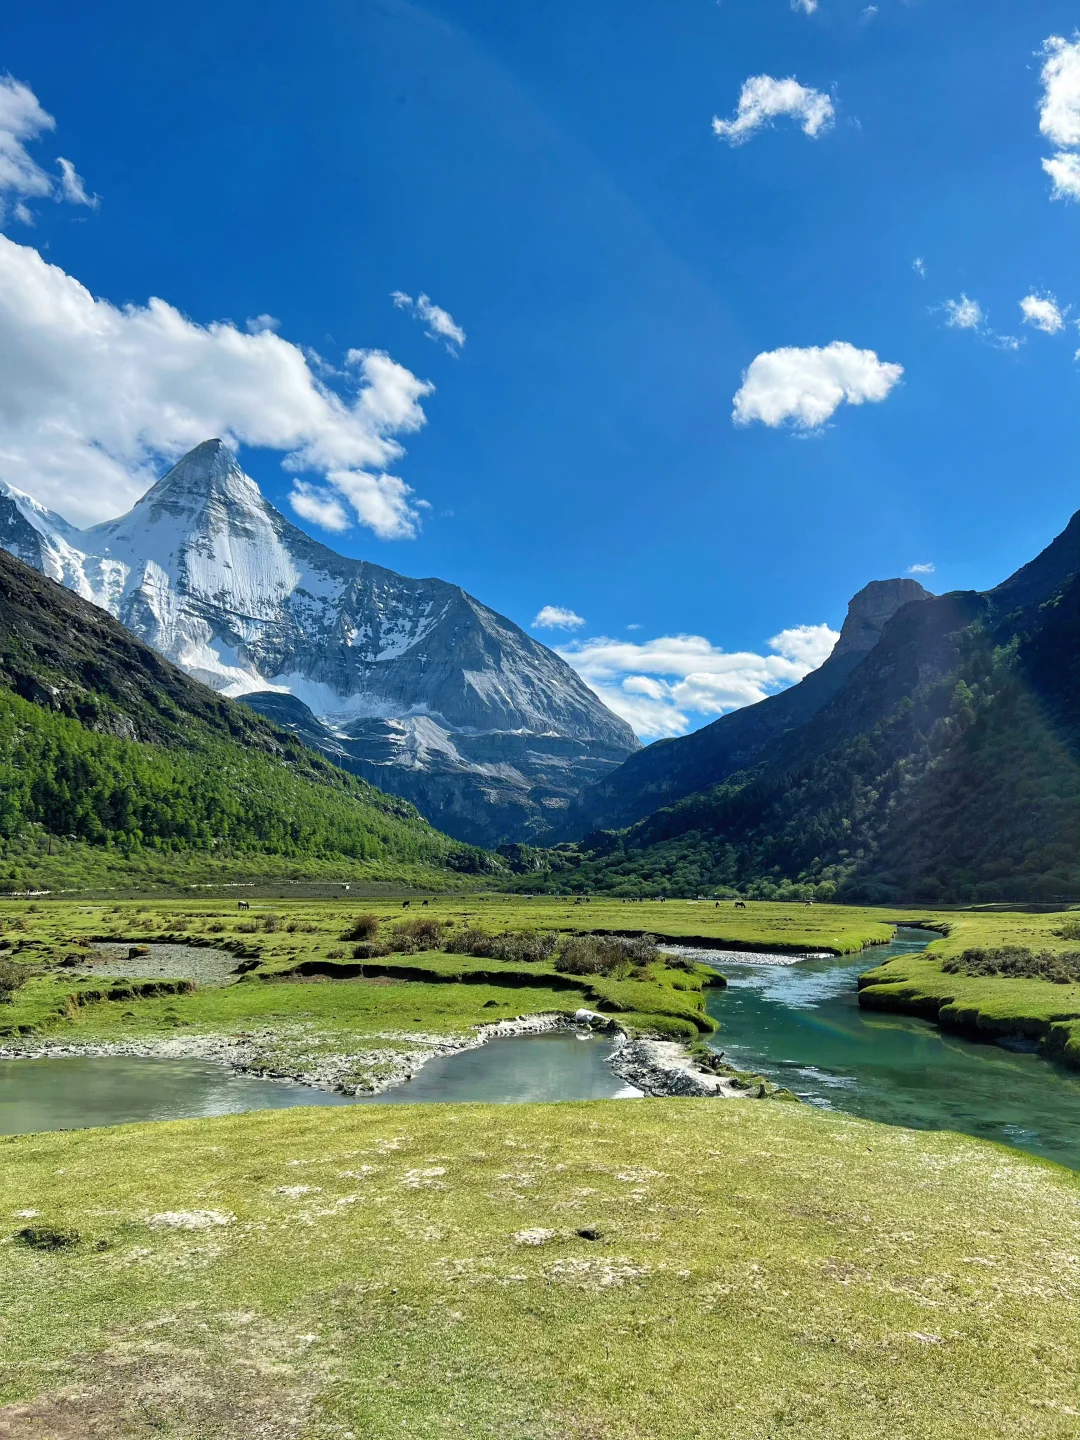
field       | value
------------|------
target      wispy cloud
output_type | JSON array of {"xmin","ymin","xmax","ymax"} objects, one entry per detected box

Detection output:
[
  {"xmin": 245, "ymin": 313, "xmax": 280, "ymax": 334},
  {"xmin": 392, "ymin": 290, "xmax": 466, "ymax": 353},
  {"xmin": 732, "ymin": 342, "xmax": 903, "ymax": 431},
  {"xmin": 791, "ymin": 0, "xmax": 817, "ymax": 12},
  {"xmin": 0, "ymin": 233, "xmax": 432, "ymax": 534},
  {"xmin": 944, "ymin": 294, "xmax": 982, "ymax": 330},
  {"xmin": 907, "ymin": 562, "xmax": 936, "ymax": 575},
  {"xmin": 558, "ymin": 624, "xmax": 839, "ymax": 739},
  {"xmin": 913, "ymin": 257, "xmax": 926, "ymax": 278},
  {"xmin": 940, "ymin": 295, "xmax": 1021, "ymax": 351},
  {"xmin": 533, "ymin": 605, "xmax": 585, "ymax": 631},
  {"xmin": 712, "ymin": 75, "xmax": 834, "ymax": 146},
  {"xmin": 0, "ymin": 75, "xmax": 97, "ymax": 224},
  {"xmin": 55, "ymin": 156, "xmax": 96, "ymax": 208}
]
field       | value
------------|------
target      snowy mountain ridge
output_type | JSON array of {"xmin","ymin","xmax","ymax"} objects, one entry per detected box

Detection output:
[{"xmin": 0, "ymin": 440, "xmax": 639, "ymax": 845}]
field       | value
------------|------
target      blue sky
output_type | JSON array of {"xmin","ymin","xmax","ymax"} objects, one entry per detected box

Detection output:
[{"xmin": 1, "ymin": 0, "xmax": 1078, "ymax": 736}]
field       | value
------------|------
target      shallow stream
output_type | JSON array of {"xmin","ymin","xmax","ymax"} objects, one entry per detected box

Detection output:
[
  {"xmin": 2, "ymin": 928, "xmax": 1079, "ymax": 1167},
  {"xmin": 0, "ymin": 1032, "xmax": 632, "ymax": 1135},
  {"xmin": 702, "ymin": 927, "xmax": 1080, "ymax": 1169}
]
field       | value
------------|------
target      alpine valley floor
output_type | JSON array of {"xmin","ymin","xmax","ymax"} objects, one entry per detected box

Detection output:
[
  {"xmin": 1, "ymin": 1098, "xmax": 1077, "ymax": 1440},
  {"xmin": 1, "ymin": 898, "xmax": 1079, "ymax": 1437}
]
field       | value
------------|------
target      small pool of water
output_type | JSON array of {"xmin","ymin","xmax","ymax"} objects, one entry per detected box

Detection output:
[
  {"xmin": 356, "ymin": 1032, "xmax": 639, "ymax": 1106},
  {"xmin": 705, "ymin": 927, "xmax": 1080, "ymax": 1169},
  {"xmin": 0, "ymin": 1033, "xmax": 635, "ymax": 1135}
]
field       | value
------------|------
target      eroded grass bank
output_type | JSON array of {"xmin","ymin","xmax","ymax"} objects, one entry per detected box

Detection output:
[{"xmin": 859, "ymin": 911, "xmax": 1080, "ymax": 1069}]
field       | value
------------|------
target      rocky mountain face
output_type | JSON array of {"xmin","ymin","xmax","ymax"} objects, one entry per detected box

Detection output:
[
  {"xmin": 0, "ymin": 440, "xmax": 639, "ymax": 847},
  {"xmin": 536, "ymin": 512, "xmax": 1080, "ymax": 904},
  {"xmin": 554, "ymin": 577, "xmax": 931, "ymax": 839}
]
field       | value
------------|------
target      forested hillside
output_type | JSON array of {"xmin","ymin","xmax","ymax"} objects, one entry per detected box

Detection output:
[
  {"xmin": 0, "ymin": 549, "xmax": 487, "ymax": 889},
  {"xmin": 513, "ymin": 515, "xmax": 1080, "ymax": 905}
]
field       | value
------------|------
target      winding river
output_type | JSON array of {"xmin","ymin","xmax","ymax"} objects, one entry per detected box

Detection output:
[
  {"xmin": 702, "ymin": 927, "xmax": 1080, "ymax": 1169},
  {"xmin": 2, "ymin": 926, "xmax": 1079, "ymax": 1168}
]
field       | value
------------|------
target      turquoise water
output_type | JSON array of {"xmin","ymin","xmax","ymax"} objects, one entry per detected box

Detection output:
[
  {"xmin": 4, "ymin": 930, "xmax": 1079, "ymax": 1166},
  {"xmin": 704, "ymin": 927, "xmax": 1080, "ymax": 1169},
  {"xmin": 0, "ymin": 1032, "xmax": 632, "ymax": 1134}
]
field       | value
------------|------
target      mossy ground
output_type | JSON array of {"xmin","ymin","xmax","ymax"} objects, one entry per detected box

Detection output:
[
  {"xmin": 1, "ymin": 1098, "xmax": 1077, "ymax": 1439},
  {"xmin": 859, "ymin": 911, "xmax": 1080, "ymax": 1068}
]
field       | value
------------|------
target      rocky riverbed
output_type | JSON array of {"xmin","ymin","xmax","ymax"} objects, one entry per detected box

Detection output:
[{"xmin": 0, "ymin": 1008, "xmax": 766, "ymax": 1102}]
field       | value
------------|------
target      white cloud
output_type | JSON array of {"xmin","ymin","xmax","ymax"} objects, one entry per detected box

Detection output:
[
  {"xmin": 392, "ymin": 290, "xmax": 466, "ymax": 352},
  {"xmin": 245, "ymin": 313, "xmax": 280, "ymax": 334},
  {"xmin": 558, "ymin": 623, "xmax": 839, "ymax": 739},
  {"xmin": 907, "ymin": 562, "xmax": 935, "ymax": 575},
  {"xmin": 1020, "ymin": 292, "xmax": 1066, "ymax": 333},
  {"xmin": 913, "ymin": 257, "xmax": 926, "ymax": 278},
  {"xmin": 321, "ymin": 467, "xmax": 421, "ymax": 540},
  {"xmin": 533, "ymin": 605, "xmax": 585, "ymax": 630},
  {"xmin": 1043, "ymin": 150, "xmax": 1080, "ymax": 201},
  {"xmin": 287, "ymin": 481, "xmax": 351, "ymax": 532},
  {"xmin": 792, "ymin": 0, "xmax": 817, "ymax": 12},
  {"xmin": 55, "ymin": 156, "xmax": 96, "ymax": 208},
  {"xmin": 0, "ymin": 234, "xmax": 433, "ymax": 532},
  {"xmin": 732, "ymin": 341, "xmax": 903, "ymax": 431},
  {"xmin": 940, "ymin": 295, "xmax": 1021, "ymax": 351},
  {"xmin": 0, "ymin": 75, "xmax": 95, "ymax": 223},
  {"xmin": 944, "ymin": 294, "xmax": 982, "ymax": 329},
  {"xmin": 1039, "ymin": 37, "xmax": 1080, "ymax": 200},
  {"xmin": 1039, "ymin": 36, "xmax": 1080, "ymax": 147},
  {"xmin": 712, "ymin": 75, "xmax": 834, "ymax": 146}
]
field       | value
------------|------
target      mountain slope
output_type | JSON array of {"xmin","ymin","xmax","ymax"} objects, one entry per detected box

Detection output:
[
  {"xmin": 555, "ymin": 578, "xmax": 931, "ymax": 839},
  {"xmin": 0, "ymin": 547, "xmax": 486, "ymax": 889},
  {"xmin": 526, "ymin": 513, "xmax": 1080, "ymax": 904},
  {"xmin": 0, "ymin": 441, "xmax": 639, "ymax": 847}
]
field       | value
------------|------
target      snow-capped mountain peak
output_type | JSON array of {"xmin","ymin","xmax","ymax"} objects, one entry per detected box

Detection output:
[{"xmin": 0, "ymin": 440, "xmax": 639, "ymax": 844}]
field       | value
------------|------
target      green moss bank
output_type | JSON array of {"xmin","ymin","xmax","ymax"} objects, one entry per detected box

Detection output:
[{"xmin": 859, "ymin": 911, "xmax": 1080, "ymax": 1069}]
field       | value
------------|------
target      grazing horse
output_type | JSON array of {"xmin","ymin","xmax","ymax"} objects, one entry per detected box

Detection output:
[
  {"xmin": 422, "ymin": 900, "xmax": 429, "ymax": 907},
  {"xmin": 402, "ymin": 900, "xmax": 411, "ymax": 909},
  {"xmin": 237, "ymin": 900, "xmax": 251, "ymax": 910},
  {"xmin": 804, "ymin": 899, "xmax": 814, "ymax": 907},
  {"xmin": 734, "ymin": 899, "xmax": 747, "ymax": 910}
]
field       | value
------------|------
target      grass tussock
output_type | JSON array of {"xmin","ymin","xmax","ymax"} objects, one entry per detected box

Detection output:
[{"xmin": 944, "ymin": 946, "xmax": 1080, "ymax": 984}]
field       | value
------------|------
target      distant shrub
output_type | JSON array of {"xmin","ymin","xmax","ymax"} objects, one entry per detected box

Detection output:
[
  {"xmin": 554, "ymin": 934, "xmax": 661, "ymax": 979},
  {"xmin": 0, "ymin": 957, "xmax": 29, "ymax": 1003},
  {"xmin": 341, "ymin": 914, "xmax": 381, "ymax": 942},
  {"xmin": 444, "ymin": 927, "xmax": 557, "ymax": 964},
  {"xmin": 261, "ymin": 914, "xmax": 282, "ymax": 933},
  {"xmin": 388, "ymin": 917, "xmax": 447, "ymax": 952},
  {"xmin": 1055, "ymin": 919, "xmax": 1080, "ymax": 941},
  {"xmin": 351, "ymin": 941, "xmax": 390, "ymax": 960},
  {"xmin": 944, "ymin": 946, "xmax": 1080, "ymax": 985}
]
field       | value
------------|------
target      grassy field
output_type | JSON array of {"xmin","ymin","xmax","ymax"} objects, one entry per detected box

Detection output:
[
  {"xmin": 1, "ymin": 1098, "xmax": 1077, "ymax": 1439},
  {"xmin": 5, "ymin": 897, "xmax": 1080, "ymax": 1078},
  {"xmin": 0, "ymin": 898, "xmax": 743, "ymax": 1088},
  {"xmin": 859, "ymin": 911, "xmax": 1080, "ymax": 1070}
]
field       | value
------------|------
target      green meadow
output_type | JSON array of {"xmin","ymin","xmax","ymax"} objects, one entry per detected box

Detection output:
[{"xmin": 1, "ymin": 1097, "xmax": 1077, "ymax": 1439}]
